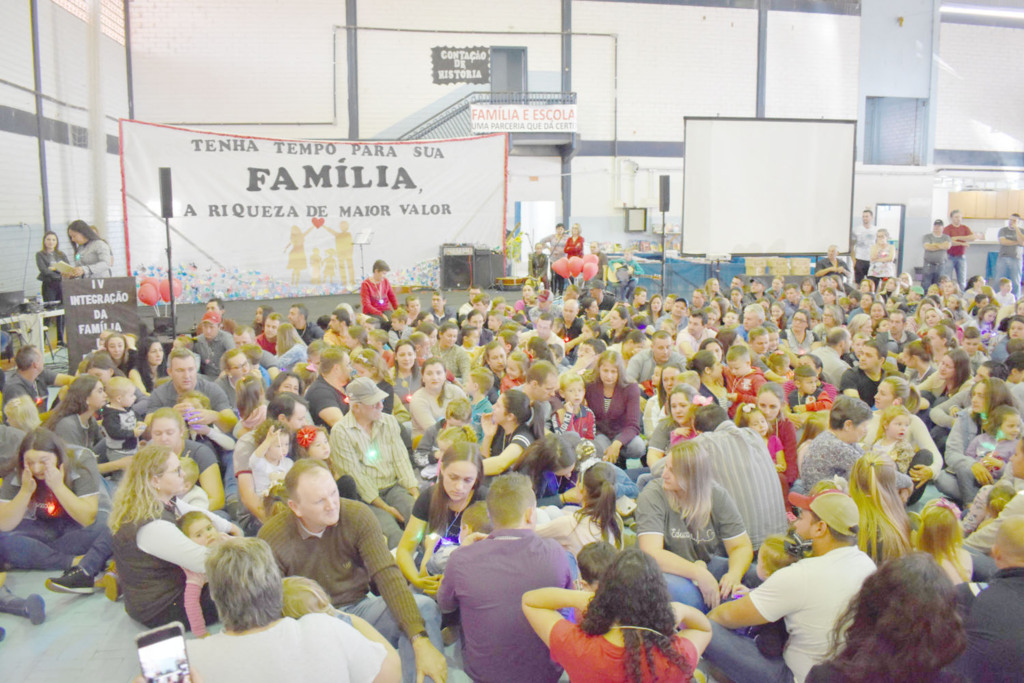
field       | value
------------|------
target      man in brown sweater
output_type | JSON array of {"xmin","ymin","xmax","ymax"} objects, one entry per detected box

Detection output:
[{"xmin": 259, "ymin": 459, "xmax": 446, "ymax": 683}]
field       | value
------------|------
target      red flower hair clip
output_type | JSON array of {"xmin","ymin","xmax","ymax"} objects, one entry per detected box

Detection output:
[{"xmin": 295, "ymin": 425, "xmax": 318, "ymax": 449}]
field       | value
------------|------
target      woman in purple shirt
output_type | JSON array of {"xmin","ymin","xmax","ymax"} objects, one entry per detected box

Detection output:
[{"xmin": 585, "ymin": 350, "xmax": 644, "ymax": 469}]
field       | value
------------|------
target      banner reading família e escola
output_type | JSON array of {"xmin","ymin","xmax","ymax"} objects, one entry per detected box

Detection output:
[{"xmin": 120, "ymin": 120, "xmax": 507, "ymax": 302}]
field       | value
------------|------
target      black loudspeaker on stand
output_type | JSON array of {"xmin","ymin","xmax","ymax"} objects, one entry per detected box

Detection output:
[
  {"xmin": 659, "ymin": 175, "xmax": 669, "ymax": 298},
  {"xmin": 159, "ymin": 167, "xmax": 177, "ymax": 337}
]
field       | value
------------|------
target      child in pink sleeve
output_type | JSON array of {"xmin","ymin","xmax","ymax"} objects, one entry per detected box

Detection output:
[{"xmin": 176, "ymin": 511, "xmax": 227, "ymax": 636}]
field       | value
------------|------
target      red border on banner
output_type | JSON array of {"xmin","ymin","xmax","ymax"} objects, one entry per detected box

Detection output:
[{"xmin": 118, "ymin": 119, "xmax": 510, "ymax": 286}]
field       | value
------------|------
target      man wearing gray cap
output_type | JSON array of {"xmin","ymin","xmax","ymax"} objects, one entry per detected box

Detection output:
[
  {"xmin": 329, "ymin": 377, "xmax": 420, "ymax": 548},
  {"xmin": 705, "ymin": 489, "xmax": 876, "ymax": 683}
]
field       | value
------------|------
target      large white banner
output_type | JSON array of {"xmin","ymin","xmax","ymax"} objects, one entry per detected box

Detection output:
[{"xmin": 120, "ymin": 121, "xmax": 507, "ymax": 303}]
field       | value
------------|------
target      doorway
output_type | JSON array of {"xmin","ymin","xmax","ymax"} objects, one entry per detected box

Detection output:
[{"xmin": 491, "ymin": 47, "xmax": 527, "ymax": 93}]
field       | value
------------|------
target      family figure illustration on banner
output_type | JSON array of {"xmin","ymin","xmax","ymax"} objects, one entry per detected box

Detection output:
[{"xmin": 284, "ymin": 220, "xmax": 358, "ymax": 288}]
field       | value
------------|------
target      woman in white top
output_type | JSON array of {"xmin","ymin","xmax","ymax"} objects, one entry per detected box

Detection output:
[
  {"xmin": 643, "ymin": 361, "xmax": 684, "ymax": 437},
  {"xmin": 537, "ymin": 462, "xmax": 625, "ymax": 556},
  {"xmin": 109, "ymin": 444, "xmax": 241, "ymax": 628},
  {"xmin": 408, "ymin": 357, "xmax": 466, "ymax": 437}
]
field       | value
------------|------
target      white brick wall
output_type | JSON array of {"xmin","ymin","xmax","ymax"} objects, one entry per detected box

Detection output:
[
  {"xmin": 765, "ymin": 11, "xmax": 860, "ymax": 120},
  {"xmin": 130, "ymin": 0, "xmax": 341, "ymax": 126},
  {"xmin": 935, "ymin": 22, "xmax": 1024, "ymax": 153},
  {"xmin": 573, "ymin": 1, "xmax": 758, "ymax": 142},
  {"xmin": 0, "ymin": 0, "xmax": 130, "ymax": 294}
]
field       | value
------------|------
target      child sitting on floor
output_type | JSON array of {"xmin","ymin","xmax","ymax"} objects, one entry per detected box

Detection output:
[
  {"xmin": 766, "ymin": 352, "xmax": 792, "ymax": 383},
  {"xmin": 179, "ymin": 456, "xmax": 208, "ymax": 509},
  {"xmin": 724, "ymin": 344, "xmax": 766, "ymax": 418},
  {"xmin": 866, "ymin": 405, "xmax": 933, "ymax": 505},
  {"xmin": 98, "ymin": 376, "xmax": 146, "ymax": 480},
  {"xmin": 280, "ymin": 575, "xmax": 399, "ymax": 662},
  {"xmin": 176, "ymin": 510, "xmax": 229, "ymax": 636},
  {"xmin": 965, "ymin": 405, "xmax": 1021, "ymax": 483},
  {"xmin": 177, "ymin": 390, "xmax": 236, "ymax": 453},
  {"xmin": 500, "ymin": 350, "xmax": 528, "ymax": 392},
  {"xmin": 249, "ymin": 420, "xmax": 293, "ymax": 498},
  {"xmin": 550, "ymin": 370, "xmax": 596, "ymax": 441},
  {"xmin": 786, "ymin": 365, "xmax": 834, "ymax": 415},
  {"xmin": 736, "ymin": 404, "xmax": 785, "ymax": 475},
  {"xmin": 913, "ymin": 499, "xmax": 973, "ymax": 585},
  {"xmin": 575, "ymin": 540, "xmax": 620, "ymax": 593},
  {"xmin": 731, "ymin": 532, "xmax": 802, "ymax": 656},
  {"xmin": 466, "ymin": 367, "xmax": 494, "ymax": 440},
  {"xmin": 421, "ymin": 500, "xmax": 493, "ymax": 578}
]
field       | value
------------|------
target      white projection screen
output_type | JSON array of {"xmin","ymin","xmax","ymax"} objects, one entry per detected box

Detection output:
[{"xmin": 681, "ymin": 118, "xmax": 856, "ymax": 256}]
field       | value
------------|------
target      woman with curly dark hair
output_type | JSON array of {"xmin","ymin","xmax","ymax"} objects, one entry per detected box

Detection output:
[
  {"xmin": 806, "ymin": 552, "xmax": 966, "ymax": 682},
  {"xmin": 522, "ymin": 546, "xmax": 711, "ymax": 682}
]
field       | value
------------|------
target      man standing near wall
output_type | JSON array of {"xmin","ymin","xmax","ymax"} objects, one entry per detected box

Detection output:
[
  {"xmin": 944, "ymin": 209, "xmax": 979, "ymax": 290},
  {"xmin": 852, "ymin": 209, "xmax": 877, "ymax": 284},
  {"xmin": 994, "ymin": 214, "xmax": 1024, "ymax": 298},
  {"xmin": 921, "ymin": 219, "xmax": 952, "ymax": 292}
]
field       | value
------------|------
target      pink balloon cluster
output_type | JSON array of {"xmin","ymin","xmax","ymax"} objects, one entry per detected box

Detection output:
[
  {"xmin": 552, "ymin": 253, "xmax": 600, "ymax": 281},
  {"xmin": 137, "ymin": 277, "xmax": 182, "ymax": 306}
]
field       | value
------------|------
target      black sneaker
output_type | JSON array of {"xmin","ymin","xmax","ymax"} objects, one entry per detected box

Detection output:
[{"xmin": 45, "ymin": 566, "xmax": 95, "ymax": 595}]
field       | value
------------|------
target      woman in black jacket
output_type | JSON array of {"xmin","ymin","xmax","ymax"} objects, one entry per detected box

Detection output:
[{"xmin": 35, "ymin": 231, "xmax": 67, "ymax": 344}]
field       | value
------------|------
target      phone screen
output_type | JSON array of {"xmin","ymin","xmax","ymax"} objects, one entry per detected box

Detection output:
[{"xmin": 137, "ymin": 623, "xmax": 192, "ymax": 683}]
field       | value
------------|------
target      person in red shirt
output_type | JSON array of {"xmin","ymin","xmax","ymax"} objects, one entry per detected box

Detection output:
[
  {"xmin": 943, "ymin": 209, "xmax": 978, "ymax": 290},
  {"xmin": 360, "ymin": 259, "xmax": 399, "ymax": 318},
  {"xmin": 564, "ymin": 223, "xmax": 584, "ymax": 259},
  {"xmin": 724, "ymin": 345, "xmax": 766, "ymax": 418},
  {"xmin": 255, "ymin": 313, "xmax": 280, "ymax": 354},
  {"xmin": 522, "ymin": 546, "xmax": 711, "ymax": 683}
]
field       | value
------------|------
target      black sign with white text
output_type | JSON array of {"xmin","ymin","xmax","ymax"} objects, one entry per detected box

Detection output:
[
  {"xmin": 63, "ymin": 277, "xmax": 140, "ymax": 368},
  {"xmin": 431, "ymin": 46, "xmax": 490, "ymax": 85}
]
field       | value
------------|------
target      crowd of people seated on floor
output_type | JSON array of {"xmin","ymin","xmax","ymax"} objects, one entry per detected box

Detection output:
[{"xmin": 2, "ymin": 249, "xmax": 1024, "ymax": 683}]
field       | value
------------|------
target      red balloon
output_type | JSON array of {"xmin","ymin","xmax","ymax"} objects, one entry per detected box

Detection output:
[
  {"xmin": 552, "ymin": 258, "xmax": 571, "ymax": 278},
  {"xmin": 138, "ymin": 282, "xmax": 160, "ymax": 306},
  {"xmin": 568, "ymin": 256, "xmax": 584, "ymax": 277},
  {"xmin": 582, "ymin": 253, "xmax": 599, "ymax": 266},
  {"xmin": 141, "ymin": 276, "xmax": 159, "ymax": 290},
  {"xmin": 581, "ymin": 262, "xmax": 599, "ymax": 281},
  {"xmin": 158, "ymin": 278, "xmax": 183, "ymax": 303}
]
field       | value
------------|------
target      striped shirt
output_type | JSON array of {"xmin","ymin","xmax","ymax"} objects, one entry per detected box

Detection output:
[
  {"xmin": 694, "ymin": 422, "xmax": 788, "ymax": 549},
  {"xmin": 329, "ymin": 411, "xmax": 418, "ymax": 504}
]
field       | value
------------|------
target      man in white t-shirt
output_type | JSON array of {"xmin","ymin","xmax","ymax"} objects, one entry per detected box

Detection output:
[
  {"xmin": 704, "ymin": 490, "xmax": 876, "ymax": 683},
  {"xmin": 852, "ymin": 208, "xmax": 877, "ymax": 284}
]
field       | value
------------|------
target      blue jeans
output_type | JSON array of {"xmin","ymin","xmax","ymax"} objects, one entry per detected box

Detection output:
[
  {"xmin": 920, "ymin": 262, "xmax": 944, "ymax": 293},
  {"xmin": 993, "ymin": 255, "xmax": 1022, "ymax": 297},
  {"xmin": 593, "ymin": 434, "xmax": 646, "ymax": 469},
  {"xmin": 342, "ymin": 592, "xmax": 443, "ymax": 683},
  {"xmin": 0, "ymin": 517, "xmax": 113, "ymax": 576},
  {"xmin": 947, "ymin": 255, "xmax": 967, "ymax": 290},
  {"xmin": 662, "ymin": 555, "xmax": 730, "ymax": 612},
  {"xmin": 705, "ymin": 621, "xmax": 795, "ymax": 683}
]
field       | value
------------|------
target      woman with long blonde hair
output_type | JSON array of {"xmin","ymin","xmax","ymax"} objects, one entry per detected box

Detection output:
[
  {"xmin": 849, "ymin": 453, "xmax": 912, "ymax": 563},
  {"xmin": 636, "ymin": 440, "xmax": 753, "ymax": 612},
  {"xmin": 274, "ymin": 322, "xmax": 307, "ymax": 369},
  {"xmin": 109, "ymin": 444, "xmax": 240, "ymax": 629}
]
